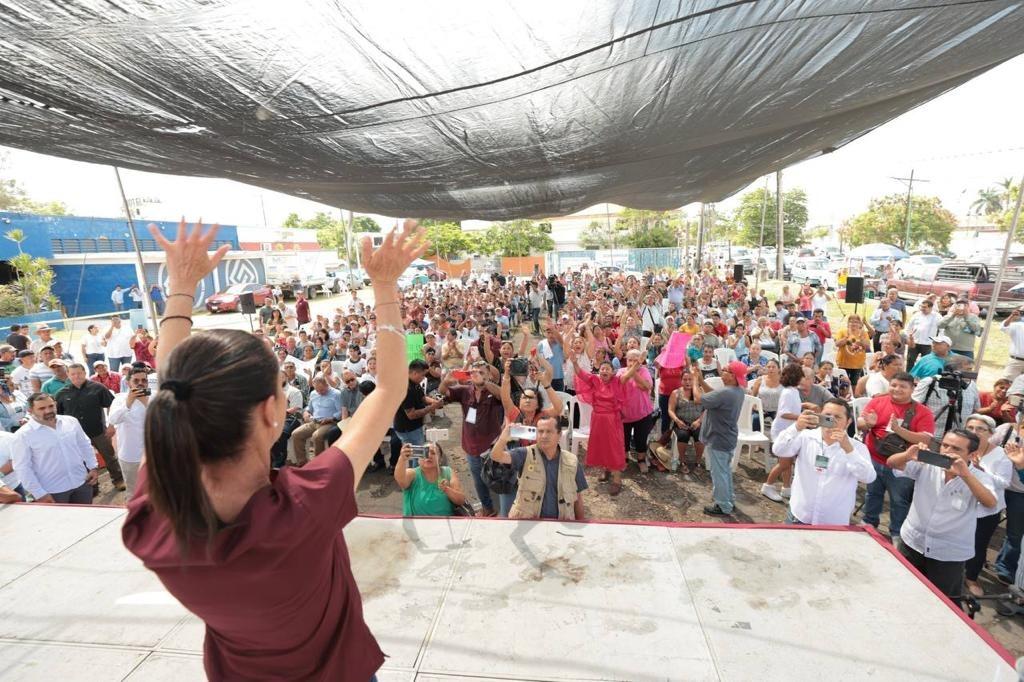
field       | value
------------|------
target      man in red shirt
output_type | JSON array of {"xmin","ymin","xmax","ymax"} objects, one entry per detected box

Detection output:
[
  {"xmin": 808, "ymin": 308, "xmax": 832, "ymax": 344},
  {"xmin": 295, "ymin": 291, "xmax": 311, "ymax": 327},
  {"xmin": 857, "ymin": 371, "xmax": 936, "ymax": 537},
  {"xmin": 89, "ymin": 361, "xmax": 122, "ymax": 394},
  {"xmin": 440, "ymin": 360, "xmax": 504, "ymax": 516}
]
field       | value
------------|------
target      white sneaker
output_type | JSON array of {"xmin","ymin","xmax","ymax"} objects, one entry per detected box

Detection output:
[
  {"xmin": 780, "ymin": 487, "xmax": 792, "ymax": 500},
  {"xmin": 761, "ymin": 483, "xmax": 784, "ymax": 503}
]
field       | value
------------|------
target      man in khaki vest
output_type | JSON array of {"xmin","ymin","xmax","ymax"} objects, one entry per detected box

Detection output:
[{"xmin": 491, "ymin": 416, "xmax": 587, "ymax": 520}]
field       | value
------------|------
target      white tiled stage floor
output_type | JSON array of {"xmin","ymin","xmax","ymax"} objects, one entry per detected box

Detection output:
[{"xmin": 0, "ymin": 506, "xmax": 1016, "ymax": 681}]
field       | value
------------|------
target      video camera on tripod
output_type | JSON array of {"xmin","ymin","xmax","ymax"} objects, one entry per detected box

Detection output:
[{"xmin": 935, "ymin": 368, "xmax": 978, "ymax": 393}]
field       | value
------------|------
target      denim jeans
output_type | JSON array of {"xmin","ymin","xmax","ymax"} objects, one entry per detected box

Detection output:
[
  {"xmin": 108, "ymin": 355, "xmax": 132, "ymax": 372},
  {"xmin": 996, "ymin": 490, "xmax": 1024, "ymax": 580},
  {"xmin": 395, "ymin": 427, "xmax": 425, "ymax": 445},
  {"xmin": 498, "ymin": 492, "xmax": 516, "ymax": 517},
  {"xmin": 707, "ymin": 447, "xmax": 734, "ymax": 513},
  {"xmin": 530, "ymin": 307, "xmax": 541, "ymax": 334},
  {"xmin": 466, "ymin": 454, "xmax": 495, "ymax": 512},
  {"xmin": 863, "ymin": 460, "xmax": 915, "ymax": 536},
  {"xmin": 85, "ymin": 353, "xmax": 105, "ymax": 374},
  {"xmin": 658, "ymin": 393, "xmax": 671, "ymax": 433}
]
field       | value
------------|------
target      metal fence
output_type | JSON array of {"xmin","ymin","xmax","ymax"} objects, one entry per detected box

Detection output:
[{"xmin": 545, "ymin": 247, "xmax": 686, "ymax": 274}]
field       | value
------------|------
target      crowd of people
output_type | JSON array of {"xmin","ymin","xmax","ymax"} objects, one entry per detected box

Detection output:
[{"xmin": 8, "ymin": 244, "xmax": 1024, "ymax": 610}]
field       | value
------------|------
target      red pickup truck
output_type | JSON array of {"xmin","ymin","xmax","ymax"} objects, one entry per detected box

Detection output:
[{"xmin": 897, "ymin": 262, "xmax": 1024, "ymax": 314}]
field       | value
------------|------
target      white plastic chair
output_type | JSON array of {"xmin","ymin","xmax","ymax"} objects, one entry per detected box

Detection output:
[
  {"xmin": 639, "ymin": 336, "xmax": 650, "ymax": 355},
  {"xmin": 569, "ymin": 401, "xmax": 594, "ymax": 458},
  {"xmin": 760, "ymin": 350, "xmax": 780, "ymax": 364},
  {"xmin": 714, "ymin": 347, "xmax": 737, "ymax": 367},
  {"xmin": 731, "ymin": 395, "xmax": 771, "ymax": 472},
  {"xmin": 852, "ymin": 396, "xmax": 871, "ymax": 427},
  {"xmin": 821, "ymin": 339, "xmax": 837, "ymax": 363},
  {"xmin": 704, "ymin": 376, "xmax": 725, "ymax": 391}
]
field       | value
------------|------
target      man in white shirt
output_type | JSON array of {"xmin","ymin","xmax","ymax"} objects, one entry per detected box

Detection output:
[
  {"xmin": 110, "ymin": 285, "xmax": 125, "ymax": 312},
  {"xmin": 1000, "ymin": 307, "xmax": 1024, "ymax": 381},
  {"xmin": 887, "ymin": 429, "xmax": 997, "ymax": 601},
  {"xmin": 107, "ymin": 367, "xmax": 149, "ymax": 498},
  {"xmin": 28, "ymin": 323, "xmax": 55, "ymax": 354},
  {"xmin": 10, "ymin": 350, "xmax": 36, "ymax": 396},
  {"xmin": 11, "ymin": 393, "xmax": 98, "ymax": 504},
  {"xmin": 906, "ymin": 299, "xmax": 940, "ymax": 369},
  {"xmin": 104, "ymin": 315, "xmax": 134, "ymax": 371},
  {"xmin": 772, "ymin": 399, "xmax": 876, "ymax": 525}
]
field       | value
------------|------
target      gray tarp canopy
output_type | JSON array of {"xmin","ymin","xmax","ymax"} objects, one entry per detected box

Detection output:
[{"xmin": 1, "ymin": 0, "xmax": 1023, "ymax": 220}]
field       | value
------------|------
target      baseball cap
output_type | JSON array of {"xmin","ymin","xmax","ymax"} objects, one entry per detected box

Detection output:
[
  {"xmin": 0, "ymin": 344, "xmax": 14, "ymax": 353},
  {"xmin": 17, "ymin": 349, "xmax": 34, "ymax": 358},
  {"xmin": 930, "ymin": 334, "xmax": 952, "ymax": 345},
  {"xmin": 35, "ymin": 323, "xmax": 52, "ymax": 331},
  {"xmin": 727, "ymin": 361, "xmax": 749, "ymax": 388},
  {"xmin": 48, "ymin": 359, "xmax": 66, "ymax": 367}
]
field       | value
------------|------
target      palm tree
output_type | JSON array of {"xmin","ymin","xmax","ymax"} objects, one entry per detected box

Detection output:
[
  {"xmin": 999, "ymin": 177, "xmax": 1016, "ymax": 210},
  {"xmin": 971, "ymin": 188, "xmax": 1003, "ymax": 216}
]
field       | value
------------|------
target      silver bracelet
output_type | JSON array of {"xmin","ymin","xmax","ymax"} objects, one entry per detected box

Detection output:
[{"xmin": 377, "ymin": 324, "xmax": 406, "ymax": 338}]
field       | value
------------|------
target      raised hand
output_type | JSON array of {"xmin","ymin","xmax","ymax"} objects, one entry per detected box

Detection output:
[
  {"xmin": 361, "ymin": 220, "xmax": 428, "ymax": 286},
  {"xmin": 149, "ymin": 218, "xmax": 231, "ymax": 290}
]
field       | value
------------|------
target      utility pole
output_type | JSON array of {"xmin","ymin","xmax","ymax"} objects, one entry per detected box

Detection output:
[
  {"xmin": 695, "ymin": 203, "xmax": 705, "ymax": 272},
  {"xmin": 775, "ymin": 171, "xmax": 784, "ymax": 281},
  {"xmin": 976, "ymin": 171, "xmax": 1024, "ymax": 370},
  {"xmin": 892, "ymin": 169, "xmax": 929, "ymax": 250}
]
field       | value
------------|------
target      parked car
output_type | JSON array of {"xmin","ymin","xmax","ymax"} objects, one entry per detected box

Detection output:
[
  {"xmin": 325, "ymin": 269, "xmax": 364, "ymax": 293},
  {"xmin": 790, "ymin": 257, "xmax": 830, "ymax": 285},
  {"xmin": 894, "ymin": 254, "xmax": 945, "ymax": 280},
  {"xmin": 898, "ymin": 262, "xmax": 1024, "ymax": 314},
  {"xmin": 205, "ymin": 282, "xmax": 272, "ymax": 313}
]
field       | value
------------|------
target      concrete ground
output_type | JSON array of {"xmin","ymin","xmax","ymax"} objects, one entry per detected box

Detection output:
[{"xmin": 85, "ymin": 286, "xmax": 1024, "ymax": 660}]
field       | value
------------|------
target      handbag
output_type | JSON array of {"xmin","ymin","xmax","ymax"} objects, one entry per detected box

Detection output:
[
  {"xmin": 873, "ymin": 404, "xmax": 917, "ymax": 458},
  {"xmin": 480, "ymin": 449, "xmax": 518, "ymax": 495}
]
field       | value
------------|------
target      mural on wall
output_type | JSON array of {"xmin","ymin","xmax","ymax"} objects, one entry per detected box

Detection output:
[{"xmin": 149, "ymin": 257, "xmax": 265, "ymax": 307}]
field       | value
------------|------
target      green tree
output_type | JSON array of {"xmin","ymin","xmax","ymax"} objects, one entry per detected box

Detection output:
[
  {"xmin": 579, "ymin": 220, "xmax": 615, "ymax": 249},
  {"xmin": 352, "ymin": 216, "xmax": 381, "ymax": 233},
  {"xmin": 733, "ymin": 188, "xmax": 808, "ymax": 247},
  {"xmin": 615, "ymin": 208, "xmax": 684, "ymax": 248},
  {"xmin": 425, "ymin": 222, "xmax": 474, "ymax": 260},
  {"xmin": 282, "ymin": 212, "xmax": 303, "ymax": 228},
  {"xmin": 483, "ymin": 219, "xmax": 554, "ymax": 256},
  {"xmin": 993, "ymin": 182, "xmax": 1024, "ymax": 243},
  {"xmin": 4, "ymin": 229, "xmax": 57, "ymax": 313},
  {"xmin": 846, "ymin": 194, "xmax": 956, "ymax": 251},
  {"xmin": 971, "ymin": 188, "xmax": 1004, "ymax": 216}
]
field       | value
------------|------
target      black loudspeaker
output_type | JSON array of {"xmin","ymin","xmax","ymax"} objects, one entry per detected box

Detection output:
[
  {"xmin": 733, "ymin": 264, "xmax": 744, "ymax": 281},
  {"xmin": 238, "ymin": 292, "xmax": 256, "ymax": 314},
  {"xmin": 845, "ymin": 276, "xmax": 865, "ymax": 305}
]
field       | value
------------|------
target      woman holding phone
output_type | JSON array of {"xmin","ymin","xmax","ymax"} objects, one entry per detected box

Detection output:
[
  {"xmin": 394, "ymin": 442, "xmax": 465, "ymax": 516},
  {"xmin": 122, "ymin": 219, "xmax": 427, "ymax": 681}
]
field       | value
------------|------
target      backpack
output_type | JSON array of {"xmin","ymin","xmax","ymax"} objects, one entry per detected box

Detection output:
[{"xmin": 480, "ymin": 449, "xmax": 519, "ymax": 494}]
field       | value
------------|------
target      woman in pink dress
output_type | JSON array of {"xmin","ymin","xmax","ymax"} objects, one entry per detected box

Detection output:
[{"xmin": 570, "ymin": 354, "xmax": 626, "ymax": 495}]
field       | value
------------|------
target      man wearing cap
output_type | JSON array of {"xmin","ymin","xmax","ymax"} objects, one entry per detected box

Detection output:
[
  {"xmin": 90, "ymin": 361, "xmax": 121, "ymax": 394},
  {"xmin": 691, "ymin": 359, "xmax": 748, "ymax": 517},
  {"xmin": 104, "ymin": 315, "xmax": 134, "ymax": 372},
  {"xmin": 909, "ymin": 334, "xmax": 955, "ymax": 379},
  {"xmin": 56, "ymin": 363, "xmax": 124, "ymax": 492},
  {"xmin": 29, "ymin": 323, "xmax": 55, "ymax": 354},
  {"xmin": 936, "ymin": 299, "xmax": 982, "ymax": 360},
  {"xmin": 913, "ymin": 354, "xmax": 980, "ymax": 438},
  {"xmin": 29, "ymin": 346, "xmax": 56, "ymax": 392},
  {"xmin": 0, "ymin": 345, "xmax": 18, "ymax": 373},
  {"xmin": 11, "ymin": 350, "xmax": 36, "ymax": 396},
  {"xmin": 41, "ymin": 360, "xmax": 71, "ymax": 397}
]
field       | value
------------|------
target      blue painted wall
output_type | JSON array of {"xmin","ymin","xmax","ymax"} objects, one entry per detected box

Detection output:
[
  {"xmin": 0, "ymin": 211, "xmax": 239, "ymax": 259},
  {"xmin": 0, "ymin": 311, "xmax": 65, "ymax": 331},
  {"xmin": 51, "ymin": 263, "xmax": 138, "ymax": 317}
]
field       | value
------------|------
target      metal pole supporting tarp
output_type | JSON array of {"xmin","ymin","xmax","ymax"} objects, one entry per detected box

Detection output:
[
  {"xmin": 975, "ymin": 174, "xmax": 1024, "ymax": 372},
  {"xmin": 114, "ymin": 167, "xmax": 159, "ymax": 332}
]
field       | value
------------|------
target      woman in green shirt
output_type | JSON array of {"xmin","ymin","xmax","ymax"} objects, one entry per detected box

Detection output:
[{"xmin": 394, "ymin": 443, "xmax": 467, "ymax": 516}]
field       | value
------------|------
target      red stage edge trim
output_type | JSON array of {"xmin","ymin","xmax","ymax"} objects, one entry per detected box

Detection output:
[{"xmin": 862, "ymin": 524, "xmax": 1016, "ymax": 667}]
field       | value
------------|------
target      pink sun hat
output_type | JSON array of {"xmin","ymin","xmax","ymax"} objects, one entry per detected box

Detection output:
[{"xmin": 655, "ymin": 331, "xmax": 691, "ymax": 369}]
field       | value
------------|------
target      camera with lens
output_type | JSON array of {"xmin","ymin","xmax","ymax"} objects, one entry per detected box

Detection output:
[
  {"xmin": 510, "ymin": 357, "xmax": 529, "ymax": 375},
  {"xmin": 936, "ymin": 369, "xmax": 977, "ymax": 392}
]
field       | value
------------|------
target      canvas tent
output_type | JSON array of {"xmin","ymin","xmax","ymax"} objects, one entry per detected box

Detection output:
[{"xmin": 0, "ymin": 0, "xmax": 1023, "ymax": 220}]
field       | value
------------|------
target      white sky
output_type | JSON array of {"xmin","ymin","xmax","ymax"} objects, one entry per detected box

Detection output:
[{"xmin": 2, "ymin": 55, "xmax": 1022, "ymax": 231}]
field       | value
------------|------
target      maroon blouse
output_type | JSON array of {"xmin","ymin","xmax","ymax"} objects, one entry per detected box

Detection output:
[{"xmin": 122, "ymin": 447, "xmax": 383, "ymax": 681}]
